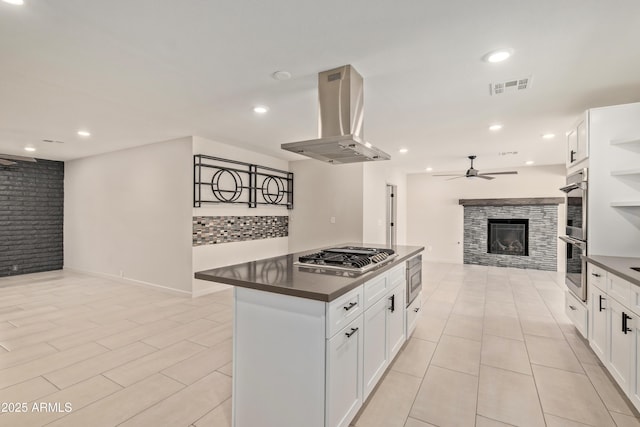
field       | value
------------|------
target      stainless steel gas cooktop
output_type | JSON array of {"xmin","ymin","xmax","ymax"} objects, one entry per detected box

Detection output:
[{"xmin": 296, "ymin": 246, "xmax": 397, "ymax": 273}]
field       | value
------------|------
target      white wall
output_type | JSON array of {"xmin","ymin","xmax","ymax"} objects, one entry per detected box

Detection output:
[
  {"xmin": 288, "ymin": 160, "xmax": 364, "ymax": 253},
  {"xmin": 65, "ymin": 137, "xmax": 193, "ymax": 293},
  {"xmin": 407, "ymin": 164, "xmax": 566, "ymax": 268},
  {"xmin": 362, "ymin": 162, "xmax": 408, "ymax": 245},
  {"xmin": 192, "ymin": 136, "xmax": 290, "ymax": 295}
]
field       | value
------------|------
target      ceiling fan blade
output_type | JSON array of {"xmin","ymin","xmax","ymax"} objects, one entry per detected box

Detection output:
[
  {"xmin": 0, "ymin": 154, "xmax": 37, "ymax": 163},
  {"xmin": 479, "ymin": 171, "xmax": 518, "ymax": 176},
  {"xmin": 446, "ymin": 176, "xmax": 466, "ymax": 181},
  {"xmin": 0, "ymin": 158, "xmax": 17, "ymax": 166},
  {"xmin": 475, "ymin": 175, "xmax": 495, "ymax": 180}
]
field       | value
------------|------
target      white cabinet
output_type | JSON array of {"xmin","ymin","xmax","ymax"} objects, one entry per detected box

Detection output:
[
  {"xmin": 362, "ymin": 266, "xmax": 407, "ymax": 400},
  {"xmin": 608, "ymin": 273, "xmax": 632, "ymax": 308},
  {"xmin": 387, "ymin": 283, "xmax": 406, "ymax": 361},
  {"xmin": 607, "ymin": 297, "xmax": 633, "ymax": 392},
  {"xmin": 565, "ymin": 290, "xmax": 587, "ymax": 338},
  {"xmin": 567, "ymin": 112, "xmax": 589, "ymax": 168},
  {"xmin": 232, "ymin": 257, "xmax": 418, "ymax": 427},
  {"xmin": 589, "ymin": 282, "xmax": 607, "ymax": 362},
  {"xmin": 326, "ymin": 316, "xmax": 364, "ymax": 427},
  {"xmin": 363, "ymin": 294, "xmax": 389, "ymax": 399},
  {"xmin": 406, "ymin": 292, "xmax": 422, "ymax": 337},
  {"xmin": 629, "ymin": 319, "xmax": 640, "ymax": 409},
  {"xmin": 327, "ymin": 286, "xmax": 363, "ymax": 338}
]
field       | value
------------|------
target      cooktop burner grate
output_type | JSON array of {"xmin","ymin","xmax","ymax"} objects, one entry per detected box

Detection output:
[{"xmin": 297, "ymin": 246, "xmax": 396, "ymax": 271}]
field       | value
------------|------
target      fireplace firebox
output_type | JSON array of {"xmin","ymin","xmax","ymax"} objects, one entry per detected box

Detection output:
[{"xmin": 487, "ymin": 219, "xmax": 529, "ymax": 256}]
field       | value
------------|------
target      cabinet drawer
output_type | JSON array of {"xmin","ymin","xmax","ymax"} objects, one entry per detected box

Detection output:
[
  {"xmin": 388, "ymin": 263, "xmax": 405, "ymax": 288},
  {"xmin": 406, "ymin": 292, "xmax": 422, "ymax": 337},
  {"xmin": 608, "ymin": 273, "xmax": 631, "ymax": 306},
  {"xmin": 565, "ymin": 290, "xmax": 587, "ymax": 338},
  {"xmin": 364, "ymin": 274, "xmax": 389, "ymax": 310},
  {"xmin": 588, "ymin": 263, "xmax": 606, "ymax": 291},
  {"xmin": 327, "ymin": 286, "xmax": 364, "ymax": 339}
]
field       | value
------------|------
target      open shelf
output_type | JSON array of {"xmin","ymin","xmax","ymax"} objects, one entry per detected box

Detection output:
[
  {"xmin": 611, "ymin": 169, "xmax": 640, "ymax": 176},
  {"xmin": 611, "ymin": 201, "xmax": 640, "ymax": 207},
  {"xmin": 611, "ymin": 137, "xmax": 640, "ymax": 146}
]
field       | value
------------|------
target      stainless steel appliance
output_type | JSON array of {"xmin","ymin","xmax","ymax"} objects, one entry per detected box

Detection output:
[
  {"xmin": 406, "ymin": 254, "xmax": 422, "ymax": 306},
  {"xmin": 296, "ymin": 246, "xmax": 396, "ymax": 273},
  {"xmin": 559, "ymin": 168, "xmax": 588, "ymax": 301},
  {"xmin": 559, "ymin": 235, "xmax": 587, "ymax": 301},
  {"xmin": 561, "ymin": 168, "xmax": 588, "ymax": 241},
  {"xmin": 281, "ymin": 65, "xmax": 391, "ymax": 164}
]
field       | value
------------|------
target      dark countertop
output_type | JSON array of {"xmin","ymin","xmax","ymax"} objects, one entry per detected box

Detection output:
[
  {"xmin": 585, "ymin": 255, "xmax": 640, "ymax": 287},
  {"xmin": 195, "ymin": 243, "xmax": 424, "ymax": 302}
]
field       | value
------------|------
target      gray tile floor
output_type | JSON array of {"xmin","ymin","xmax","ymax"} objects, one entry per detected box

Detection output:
[{"xmin": 0, "ymin": 263, "xmax": 639, "ymax": 426}]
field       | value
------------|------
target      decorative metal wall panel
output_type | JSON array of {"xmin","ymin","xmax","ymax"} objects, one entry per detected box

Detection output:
[
  {"xmin": 194, "ymin": 155, "xmax": 293, "ymax": 209},
  {"xmin": 193, "ymin": 216, "xmax": 289, "ymax": 246}
]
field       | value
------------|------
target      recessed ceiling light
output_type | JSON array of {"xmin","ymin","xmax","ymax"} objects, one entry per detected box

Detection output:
[
  {"xmin": 399, "ymin": 148, "xmax": 408, "ymax": 154},
  {"xmin": 2, "ymin": 0, "xmax": 25, "ymax": 5},
  {"xmin": 484, "ymin": 48, "xmax": 514, "ymax": 63},
  {"xmin": 272, "ymin": 71, "xmax": 292, "ymax": 81},
  {"xmin": 542, "ymin": 133, "xmax": 555, "ymax": 139},
  {"xmin": 77, "ymin": 130, "xmax": 91, "ymax": 137},
  {"xmin": 253, "ymin": 106, "xmax": 268, "ymax": 114},
  {"xmin": 24, "ymin": 147, "xmax": 36, "ymax": 152},
  {"xmin": 525, "ymin": 160, "xmax": 535, "ymax": 165},
  {"xmin": 489, "ymin": 124, "xmax": 503, "ymax": 131},
  {"xmin": 425, "ymin": 167, "xmax": 433, "ymax": 172}
]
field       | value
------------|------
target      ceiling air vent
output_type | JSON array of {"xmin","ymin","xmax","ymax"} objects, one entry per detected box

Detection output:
[{"xmin": 489, "ymin": 76, "xmax": 531, "ymax": 96}]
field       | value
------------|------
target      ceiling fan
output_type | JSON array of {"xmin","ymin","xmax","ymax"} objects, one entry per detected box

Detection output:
[
  {"xmin": 433, "ymin": 155, "xmax": 518, "ymax": 180},
  {"xmin": 0, "ymin": 154, "xmax": 37, "ymax": 166}
]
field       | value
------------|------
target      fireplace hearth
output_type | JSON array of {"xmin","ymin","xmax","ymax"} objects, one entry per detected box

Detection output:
[{"xmin": 487, "ymin": 218, "xmax": 529, "ymax": 256}]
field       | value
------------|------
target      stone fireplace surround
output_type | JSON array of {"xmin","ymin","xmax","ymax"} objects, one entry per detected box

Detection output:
[{"xmin": 460, "ymin": 198, "xmax": 564, "ymax": 271}]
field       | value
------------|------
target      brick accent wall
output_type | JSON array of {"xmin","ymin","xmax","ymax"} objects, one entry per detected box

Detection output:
[
  {"xmin": 463, "ymin": 205, "xmax": 557, "ymax": 271},
  {"xmin": 0, "ymin": 159, "xmax": 64, "ymax": 277}
]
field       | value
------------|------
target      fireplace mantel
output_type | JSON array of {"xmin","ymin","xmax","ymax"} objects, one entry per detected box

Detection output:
[{"xmin": 458, "ymin": 197, "xmax": 564, "ymax": 207}]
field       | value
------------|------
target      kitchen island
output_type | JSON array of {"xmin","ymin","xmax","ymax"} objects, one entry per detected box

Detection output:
[{"xmin": 195, "ymin": 243, "xmax": 424, "ymax": 427}]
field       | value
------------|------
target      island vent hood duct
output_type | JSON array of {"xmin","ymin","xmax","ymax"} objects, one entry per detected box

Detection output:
[{"xmin": 281, "ymin": 65, "xmax": 391, "ymax": 164}]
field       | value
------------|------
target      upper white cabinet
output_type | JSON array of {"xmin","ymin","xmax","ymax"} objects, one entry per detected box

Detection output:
[{"xmin": 567, "ymin": 112, "xmax": 589, "ymax": 168}]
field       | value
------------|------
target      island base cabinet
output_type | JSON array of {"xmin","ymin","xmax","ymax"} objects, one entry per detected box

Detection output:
[
  {"xmin": 233, "ymin": 288, "xmax": 326, "ymax": 427},
  {"xmin": 388, "ymin": 283, "xmax": 406, "ymax": 362},
  {"xmin": 326, "ymin": 316, "xmax": 364, "ymax": 427},
  {"xmin": 363, "ymin": 295, "xmax": 389, "ymax": 399}
]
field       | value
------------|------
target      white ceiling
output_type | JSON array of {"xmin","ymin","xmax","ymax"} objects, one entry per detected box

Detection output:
[{"xmin": 1, "ymin": 0, "xmax": 640, "ymax": 173}]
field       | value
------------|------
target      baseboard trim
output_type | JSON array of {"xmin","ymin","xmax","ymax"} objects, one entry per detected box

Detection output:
[{"xmin": 63, "ymin": 267, "xmax": 192, "ymax": 297}]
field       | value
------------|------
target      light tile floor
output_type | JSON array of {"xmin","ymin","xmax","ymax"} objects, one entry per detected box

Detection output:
[{"xmin": 0, "ymin": 263, "xmax": 639, "ymax": 426}]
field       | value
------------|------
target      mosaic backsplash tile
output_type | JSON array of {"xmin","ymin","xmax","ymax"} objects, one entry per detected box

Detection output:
[{"xmin": 193, "ymin": 216, "xmax": 289, "ymax": 246}]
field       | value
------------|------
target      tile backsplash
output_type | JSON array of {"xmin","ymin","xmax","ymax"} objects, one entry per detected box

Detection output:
[{"xmin": 193, "ymin": 216, "xmax": 288, "ymax": 246}]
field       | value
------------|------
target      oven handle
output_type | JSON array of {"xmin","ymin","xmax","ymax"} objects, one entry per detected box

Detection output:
[
  {"xmin": 559, "ymin": 235, "xmax": 586, "ymax": 250},
  {"xmin": 559, "ymin": 183, "xmax": 581, "ymax": 193}
]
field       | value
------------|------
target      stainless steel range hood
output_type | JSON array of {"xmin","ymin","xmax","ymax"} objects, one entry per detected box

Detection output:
[{"xmin": 281, "ymin": 65, "xmax": 390, "ymax": 164}]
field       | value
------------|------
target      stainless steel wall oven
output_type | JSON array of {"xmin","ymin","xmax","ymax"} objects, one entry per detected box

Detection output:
[{"xmin": 560, "ymin": 168, "xmax": 588, "ymax": 301}]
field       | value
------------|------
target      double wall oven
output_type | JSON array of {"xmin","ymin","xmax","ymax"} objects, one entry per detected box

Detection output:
[{"xmin": 559, "ymin": 168, "xmax": 588, "ymax": 301}]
